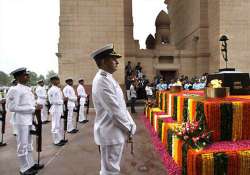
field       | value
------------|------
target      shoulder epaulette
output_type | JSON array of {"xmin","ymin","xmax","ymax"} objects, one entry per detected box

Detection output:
[{"xmin": 100, "ymin": 71, "xmax": 107, "ymax": 77}]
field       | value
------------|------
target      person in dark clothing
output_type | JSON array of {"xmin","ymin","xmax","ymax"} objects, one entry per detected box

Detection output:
[{"xmin": 125, "ymin": 61, "xmax": 132, "ymax": 76}]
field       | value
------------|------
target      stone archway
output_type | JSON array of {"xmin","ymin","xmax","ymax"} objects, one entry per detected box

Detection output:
[{"xmin": 159, "ymin": 70, "xmax": 177, "ymax": 83}]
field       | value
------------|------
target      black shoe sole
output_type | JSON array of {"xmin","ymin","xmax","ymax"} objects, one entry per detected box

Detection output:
[
  {"xmin": 32, "ymin": 164, "xmax": 44, "ymax": 170},
  {"xmin": 61, "ymin": 139, "xmax": 68, "ymax": 144},
  {"xmin": 54, "ymin": 143, "xmax": 65, "ymax": 146}
]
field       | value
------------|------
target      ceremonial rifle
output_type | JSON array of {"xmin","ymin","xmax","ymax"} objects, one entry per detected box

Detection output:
[
  {"xmin": 0, "ymin": 100, "xmax": 7, "ymax": 146},
  {"xmin": 85, "ymin": 95, "xmax": 90, "ymax": 116},
  {"xmin": 62, "ymin": 99, "xmax": 68, "ymax": 141},
  {"xmin": 32, "ymin": 109, "xmax": 42, "ymax": 166},
  {"xmin": 127, "ymin": 124, "xmax": 134, "ymax": 155},
  {"xmin": 46, "ymin": 100, "xmax": 51, "ymax": 115},
  {"xmin": 74, "ymin": 97, "xmax": 80, "ymax": 129}
]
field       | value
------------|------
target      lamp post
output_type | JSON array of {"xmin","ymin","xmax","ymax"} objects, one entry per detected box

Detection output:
[{"xmin": 219, "ymin": 35, "xmax": 229, "ymax": 69}]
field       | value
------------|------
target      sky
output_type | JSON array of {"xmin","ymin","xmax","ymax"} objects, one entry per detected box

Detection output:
[{"xmin": 0, "ymin": 0, "xmax": 167, "ymax": 76}]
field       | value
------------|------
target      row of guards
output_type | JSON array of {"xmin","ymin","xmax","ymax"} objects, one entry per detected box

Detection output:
[{"xmin": 0, "ymin": 95, "xmax": 90, "ymax": 167}]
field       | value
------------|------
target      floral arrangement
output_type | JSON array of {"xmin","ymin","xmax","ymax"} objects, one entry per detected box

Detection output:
[
  {"xmin": 173, "ymin": 80, "xmax": 182, "ymax": 86},
  {"xmin": 210, "ymin": 79, "xmax": 222, "ymax": 88},
  {"xmin": 174, "ymin": 120, "xmax": 212, "ymax": 150}
]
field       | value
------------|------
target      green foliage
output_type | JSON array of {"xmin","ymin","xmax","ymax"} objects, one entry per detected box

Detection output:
[
  {"xmin": 0, "ymin": 70, "xmax": 56, "ymax": 86},
  {"xmin": 46, "ymin": 70, "xmax": 57, "ymax": 80},
  {"xmin": 173, "ymin": 96, "xmax": 177, "ymax": 120},
  {"xmin": 0, "ymin": 71, "xmax": 11, "ymax": 86},
  {"xmin": 220, "ymin": 103, "xmax": 233, "ymax": 140},
  {"xmin": 214, "ymin": 152, "xmax": 228, "ymax": 175},
  {"xmin": 28, "ymin": 71, "xmax": 38, "ymax": 86}
]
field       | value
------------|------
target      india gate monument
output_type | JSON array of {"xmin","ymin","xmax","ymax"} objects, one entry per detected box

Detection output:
[{"xmin": 58, "ymin": 0, "xmax": 250, "ymax": 87}]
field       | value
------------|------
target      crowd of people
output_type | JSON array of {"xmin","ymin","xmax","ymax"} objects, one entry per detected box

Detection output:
[
  {"xmin": 154, "ymin": 73, "xmax": 208, "ymax": 91},
  {"xmin": 124, "ymin": 61, "xmax": 208, "ymax": 112},
  {"xmin": 125, "ymin": 61, "xmax": 150, "ymax": 113}
]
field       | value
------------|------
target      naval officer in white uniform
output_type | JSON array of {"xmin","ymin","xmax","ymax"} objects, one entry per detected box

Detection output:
[
  {"xmin": 35, "ymin": 79, "xmax": 49, "ymax": 123},
  {"xmin": 63, "ymin": 78, "xmax": 78, "ymax": 133},
  {"xmin": 7, "ymin": 68, "xmax": 43, "ymax": 175},
  {"xmin": 91, "ymin": 44, "xmax": 136, "ymax": 175},
  {"xmin": 77, "ymin": 79, "xmax": 88, "ymax": 123},
  {"xmin": 47, "ymin": 75, "xmax": 67, "ymax": 146}
]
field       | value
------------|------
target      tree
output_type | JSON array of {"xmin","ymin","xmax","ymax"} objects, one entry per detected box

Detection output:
[
  {"xmin": 46, "ymin": 70, "xmax": 57, "ymax": 82},
  {"xmin": 37, "ymin": 74, "xmax": 45, "ymax": 80},
  {"xmin": 28, "ymin": 71, "xmax": 38, "ymax": 86},
  {"xmin": 0, "ymin": 71, "xmax": 11, "ymax": 86}
]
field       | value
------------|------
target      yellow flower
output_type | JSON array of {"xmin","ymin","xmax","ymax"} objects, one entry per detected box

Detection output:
[{"xmin": 210, "ymin": 79, "xmax": 222, "ymax": 88}]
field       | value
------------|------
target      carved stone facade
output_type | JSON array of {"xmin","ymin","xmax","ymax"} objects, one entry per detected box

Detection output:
[
  {"xmin": 58, "ymin": 0, "xmax": 125, "ymax": 85},
  {"xmin": 166, "ymin": 0, "xmax": 250, "ymax": 74},
  {"xmin": 58, "ymin": 0, "xmax": 250, "ymax": 86}
]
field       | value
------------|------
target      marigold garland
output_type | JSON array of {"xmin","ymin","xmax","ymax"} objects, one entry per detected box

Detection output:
[
  {"xmin": 238, "ymin": 150, "xmax": 250, "ymax": 175},
  {"xmin": 232, "ymin": 102, "xmax": 243, "ymax": 141},
  {"xmin": 242, "ymin": 102, "xmax": 250, "ymax": 140},
  {"xmin": 204, "ymin": 100, "xmax": 221, "ymax": 141},
  {"xmin": 146, "ymin": 92, "xmax": 250, "ymax": 175},
  {"xmin": 201, "ymin": 153, "xmax": 214, "ymax": 175}
]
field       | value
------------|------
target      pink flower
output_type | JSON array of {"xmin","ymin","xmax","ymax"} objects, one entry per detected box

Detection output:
[
  {"xmin": 186, "ymin": 122, "xmax": 191, "ymax": 128},
  {"xmin": 201, "ymin": 133, "xmax": 208, "ymax": 139},
  {"xmin": 192, "ymin": 137, "xmax": 200, "ymax": 143},
  {"xmin": 184, "ymin": 136, "xmax": 189, "ymax": 140},
  {"xmin": 182, "ymin": 129, "xmax": 187, "ymax": 135},
  {"xmin": 193, "ymin": 122, "xmax": 199, "ymax": 130}
]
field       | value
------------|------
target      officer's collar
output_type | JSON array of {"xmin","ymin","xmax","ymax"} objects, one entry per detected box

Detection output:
[
  {"xmin": 17, "ymin": 83, "xmax": 28, "ymax": 87},
  {"xmin": 99, "ymin": 69, "xmax": 112, "ymax": 77}
]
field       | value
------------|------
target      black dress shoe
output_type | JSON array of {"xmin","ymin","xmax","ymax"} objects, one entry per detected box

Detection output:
[
  {"xmin": 31, "ymin": 163, "xmax": 44, "ymax": 170},
  {"xmin": 82, "ymin": 120, "xmax": 89, "ymax": 123},
  {"xmin": 20, "ymin": 168, "xmax": 37, "ymax": 175},
  {"xmin": 60, "ymin": 139, "xmax": 68, "ymax": 144},
  {"xmin": 67, "ymin": 129, "xmax": 78, "ymax": 134},
  {"xmin": 54, "ymin": 142, "xmax": 65, "ymax": 146},
  {"xmin": 42, "ymin": 120, "xmax": 50, "ymax": 124},
  {"xmin": 30, "ymin": 130, "xmax": 36, "ymax": 135}
]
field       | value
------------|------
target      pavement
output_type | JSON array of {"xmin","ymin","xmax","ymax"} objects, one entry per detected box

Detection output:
[{"xmin": 0, "ymin": 107, "xmax": 166, "ymax": 175}]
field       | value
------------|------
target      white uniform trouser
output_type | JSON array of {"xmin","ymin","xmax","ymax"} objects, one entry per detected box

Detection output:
[
  {"xmin": 67, "ymin": 107, "xmax": 74, "ymax": 132},
  {"xmin": 12, "ymin": 124, "xmax": 17, "ymax": 135},
  {"xmin": 9, "ymin": 112, "xmax": 17, "ymax": 135},
  {"xmin": 100, "ymin": 143, "xmax": 124, "ymax": 175},
  {"xmin": 51, "ymin": 112, "xmax": 63, "ymax": 144},
  {"xmin": 126, "ymin": 90, "xmax": 131, "ymax": 101},
  {"xmin": 78, "ymin": 105, "xmax": 86, "ymax": 122},
  {"xmin": 16, "ymin": 125, "xmax": 34, "ymax": 173},
  {"xmin": 41, "ymin": 103, "xmax": 48, "ymax": 122}
]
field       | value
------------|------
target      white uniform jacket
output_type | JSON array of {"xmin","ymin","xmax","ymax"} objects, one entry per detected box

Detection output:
[
  {"xmin": 63, "ymin": 85, "xmax": 77, "ymax": 108},
  {"xmin": 35, "ymin": 85, "xmax": 47, "ymax": 105},
  {"xmin": 6, "ymin": 84, "xmax": 35, "ymax": 125},
  {"xmin": 130, "ymin": 84, "xmax": 137, "ymax": 98},
  {"xmin": 6, "ymin": 86, "xmax": 16, "ymax": 124},
  {"xmin": 92, "ymin": 69, "xmax": 136, "ymax": 145},
  {"xmin": 48, "ymin": 85, "xmax": 64, "ymax": 115},
  {"xmin": 77, "ymin": 84, "xmax": 87, "ymax": 105}
]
